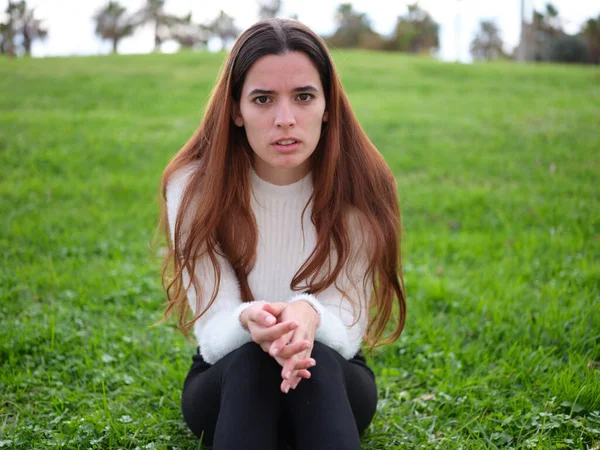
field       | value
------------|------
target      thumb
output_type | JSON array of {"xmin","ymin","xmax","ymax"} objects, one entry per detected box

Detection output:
[{"xmin": 263, "ymin": 302, "xmax": 288, "ymax": 318}]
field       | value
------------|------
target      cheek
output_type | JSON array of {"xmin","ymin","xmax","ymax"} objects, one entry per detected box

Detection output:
[
  {"xmin": 308, "ymin": 111, "xmax": 326, "ymax": 139},
  {"xmin": 242, "ymin": 110, "xmax": 269, "ymax": 134}
]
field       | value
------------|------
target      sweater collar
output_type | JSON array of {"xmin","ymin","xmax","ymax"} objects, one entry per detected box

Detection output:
[{"xmin": 250, "ymin": 166, "xmax": 313, "ymax": 200}]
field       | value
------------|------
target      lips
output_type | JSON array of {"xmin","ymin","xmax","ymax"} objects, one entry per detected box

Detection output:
[
  {"xmin": 271, "ymin": 136, "xmax": 301, "ymax": 145},
  {"xmin": 272, "ymin": 138, "xmax": 301, "ymax": 153}
]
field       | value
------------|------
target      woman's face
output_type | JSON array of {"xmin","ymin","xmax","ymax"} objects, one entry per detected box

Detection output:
[{"xmin": 234, "ymin": 51, "xmax": 328, "ymax": 185}]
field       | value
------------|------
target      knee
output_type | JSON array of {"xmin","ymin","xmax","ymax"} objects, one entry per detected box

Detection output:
[
  {"xmin": 305, "ymin": 341, "xmax": 345, "ymax": 385},
  {"xmin": 223, "ymin": 342, "xmax": 280, "ymax": 386}
]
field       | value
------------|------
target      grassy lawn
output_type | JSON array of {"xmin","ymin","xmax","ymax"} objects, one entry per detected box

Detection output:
[{"xmin": 0, "ymin": 49, "xmax": 598, "ymax": 449}]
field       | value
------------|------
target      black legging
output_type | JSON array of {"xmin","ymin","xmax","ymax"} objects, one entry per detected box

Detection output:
[{"xmin": 181, "ymin": 341, "xmax": 378, "ymax": 450}]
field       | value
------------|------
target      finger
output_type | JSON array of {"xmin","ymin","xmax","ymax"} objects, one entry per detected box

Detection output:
[
  {"xmin": 272, "ymin": 339, "xmax": 310, "ymax": 359},
  {"xmin": 252, "ymin": 321, "xmax": 297, "ymax": 344},
  {"xmin": 281, "ymin": 378, "xmax": 294, "ymax": 393},
  {"xmin": 282, "ymin": 356, "xmax": 303, "ymax": 381},
  {"xmin": 297, "ymin": 369, "xmax": 311, "ymax": 379},
  {"xmin": 282, "ymin": 369, "xmax": 312, "ymax": 393},
  {"xmin": 256, "ymin": 310, "xmax": 277, "ymax": 327},
  {"xmin": 262, "ymin": 302, "xmax": 288, "ymax": 318},
  {"xmin": 281, "ymin": 373, "xmax": 303, "ymax": 393},
  {"xmin": 269, "ymin": 330, "xmax": 296, "ymax": 357},
  {"xmin": 272, "ymin": 328, "xmax": 294, "ymax": 348},
  {"xmin": 292, "ymin": 358, "xmax": 316, "ymax": 371},
  {"xmin": 273, "ymin": 356, "xmax": 314, "ymax": 376},
  {"xmin": 246, "ymin": 306, "xmax": 278, "ymax": 327},
  {"xmin": 260, "ymin": 341, "xmax": 273, "ymax": 353},
  {"xmin": 281, "ymin": 349, "xmax": 315, "ymax": 380}
]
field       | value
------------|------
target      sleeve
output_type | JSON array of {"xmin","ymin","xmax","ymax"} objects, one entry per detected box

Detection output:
[
  {"xmin": 165, "ymin": 165, "xmax": 255, "ymax": 364},
  {"xmin": 287, "ymin": 211, "xmax": 373, "ymax": 359}
]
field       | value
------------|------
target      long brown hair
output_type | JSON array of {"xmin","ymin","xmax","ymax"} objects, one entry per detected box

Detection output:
[{"xmin": 159, "ymin": 18, "xmax": 406, "ymax": 347}]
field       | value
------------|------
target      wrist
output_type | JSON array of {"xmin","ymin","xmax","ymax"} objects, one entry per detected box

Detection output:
[
  {"xmin": 240, "ymin": 309, "xmax": 249, "ymax": 330},
  {"xmin": 295, "ymin": 300, "xmax": 320, "ymax": 327},
  {"xmin": 238, "ymin": 301, "xmax": 265, "ymax": 331}
]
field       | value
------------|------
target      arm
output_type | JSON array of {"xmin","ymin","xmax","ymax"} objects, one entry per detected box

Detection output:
[
  {"xmin": 287, "ymin": 213, "xmax": 373, "ymax": 359},
  {"xmin": 166, "ymin": 166, "xmax": 255, "ymax": 364}
]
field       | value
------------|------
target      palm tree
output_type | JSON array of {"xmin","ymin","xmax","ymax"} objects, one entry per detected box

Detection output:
[
  {"xmin": 21, "ymin": 6, "xmax": 48, "ymax": 55},
  {"xmin": 391, "ymin": 3, "xmax": 439, "ymax": 54},
  {"xmin": 1, "ymin": 1, "xmax": 48, "ymax": 57},
  {"xmin": 580, "ymin": 15, "xmax": 600, "ymax": 64},
  {"xmin": 169, "ymin": 12, "xmax": 210, "ymax": 50},
  {"xmin": 93, "ymin": 1, "xmax": 135, "ymax": 54},
  {"xmin": 132, "ymin": 0, "xmax": 183, "ymax": 52},
  {"xmin": 258, "ymin": 0, "xmax": 281, "ymax": 20},
  {"xmin": 470, "ymin": 20, "xmax": 504, "ymax": 61},
  {"xmin": 1, "ymin": 1, "xmax": 19, "ymax": 56},
  {"xmin": 544, "ymin": 3, "xmax": 561, "ymax": 36},
  {"xmin": 207, "ymin": 11, "xmax": 239, "ymax": 51},
  {"xmin": 328, "ymin": 3, "xmax": 376, "ymax": 48}
]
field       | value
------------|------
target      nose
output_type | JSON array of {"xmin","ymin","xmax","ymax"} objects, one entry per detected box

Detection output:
[{"xmin": 274, "ymin": 101, "xmax": 296, "ymax": 128}]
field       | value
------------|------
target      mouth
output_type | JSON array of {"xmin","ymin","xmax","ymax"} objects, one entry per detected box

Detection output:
[
  {"xmin": 271, "ymin": 137, "xmax": 300, "ymax": 146},
  {"xmin": 272, "ymin": 138, "xmax": 301, "ymax": 152}
]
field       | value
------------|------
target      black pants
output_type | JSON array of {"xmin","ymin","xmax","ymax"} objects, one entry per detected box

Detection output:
[{"xmin": 181, "ymin": 341, "xmax": 378, "ymax": 450}]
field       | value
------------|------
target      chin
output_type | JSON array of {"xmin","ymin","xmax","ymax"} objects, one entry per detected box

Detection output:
[{"xmin": 271, "ymin": 155, "xmax": 309, "ymax": 170}]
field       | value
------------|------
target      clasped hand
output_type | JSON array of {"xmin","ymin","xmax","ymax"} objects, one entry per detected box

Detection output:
[{"xmin": 240, "ymin": 301, "xmax": 319, "ymax": 393}]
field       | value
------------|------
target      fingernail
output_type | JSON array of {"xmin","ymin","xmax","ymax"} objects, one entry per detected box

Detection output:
[
  {"xmin": 285, "ymin": 385, "xmax": 290, "ymax": 394},
  {"xmin": 265, "ymin": 316, "xmax": 275, "ymax": 326},
  {"xmin": 285, "ymin": 371, "xmax": 291, "ymax": 380},
  {"xmin": 309, "ymin": 361, "xmax": 316, "ymax": 367},
  {"xmin": 271, "ymin": 347, "xmax": 278, "ymax": 356}
]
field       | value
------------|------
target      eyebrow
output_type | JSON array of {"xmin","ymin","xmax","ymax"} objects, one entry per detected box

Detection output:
[{"xmin": 247, "ymin": 85, "xmax": 319, "ymax": 97}]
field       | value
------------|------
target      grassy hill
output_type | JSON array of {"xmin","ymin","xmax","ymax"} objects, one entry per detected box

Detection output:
[{"xmin": 0, "ymin": 50, "xmax": 599, "ymax": 449}]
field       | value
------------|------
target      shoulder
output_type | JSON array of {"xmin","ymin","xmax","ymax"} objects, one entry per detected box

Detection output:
[
  {"xmin": 165, "ymin": 162, "xmax": 202, "ymax": 240},
  {"xmin": 165, "ymin": 162, "xmax": 201, "ymax": 202}
]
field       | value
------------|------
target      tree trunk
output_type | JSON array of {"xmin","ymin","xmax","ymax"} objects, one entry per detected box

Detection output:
[
  {"xmin": 112, "ymin": 38, "xmax": 118, "ymax": 54},
  {"xmin": 23, "ymin": 30, "xmax": 32, "ymax": 56},
  {"xmin": 154, "ymin": 20, "xmax": 160, "ymax": 52}
]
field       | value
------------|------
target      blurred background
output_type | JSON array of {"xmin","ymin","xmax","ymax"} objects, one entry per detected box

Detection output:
[
  {"xmin": 1, "ymin": 0, "xmax": 599, "ymax": 64},
  {"xmin": 1, "ymin": 1, "xmax": 599, "ymax": 449}
]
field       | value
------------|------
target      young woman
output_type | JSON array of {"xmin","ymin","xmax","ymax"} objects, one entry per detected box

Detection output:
[{"xmin": 160, "ymin": 18, "xmax": 406, "ymax": 450}]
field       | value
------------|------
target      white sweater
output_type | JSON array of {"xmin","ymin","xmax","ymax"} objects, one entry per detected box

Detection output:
[{"xmin": 166, "ymin": 164, "xmax": 373, "ymax": 364}]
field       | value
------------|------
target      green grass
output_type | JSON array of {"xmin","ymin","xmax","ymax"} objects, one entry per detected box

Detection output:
[{"xmin": 1, "ymin": 49, "xmax": 599, "ymax": 449}]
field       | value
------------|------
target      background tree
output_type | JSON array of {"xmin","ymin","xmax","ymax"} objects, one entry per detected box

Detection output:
[
  {"xmin": 0, "ymin": 0, "xmax": 47, "ymax": 57},
  {"xmin": 549, "ymin": 35, "xmax": 589, "ymax": 63},
  {"xmin": 327, "ymin": 3, "xmax": 383, "ymax": 49},
  {"xmin": 169, "ymin": 12, "xmax": 210, "ymax": 50},
  {"xmin": 580, "ymin": 15, "xmax": 600, "ymax": 64},
  {"xmin": 21, "ymin": 5, "xmax": 48, "ymax": 55},
  {"xmin": 132, "ymin": 0, "xmax": 184, "ymax": 52},
  {"xmin": 207, "ymin": 10, "xmax": 239, "ymax": 51},
  {"xmin": 530, "ymin": 2, "xmax": 564, "ymax": 60},
  {"xmin": 470, "ymin": 20, "xmax": 504, "ymax": 61},
  {"xmin": 93, "ymin": 1, "xmax": 135, "ymax": 54},
  {"xmin": 0, "ymin": 2, "xmax": 18, "ymax": 56},
  {"xmin": 258, "ymin": 0, "xmax": 282, "ymax": 20},
  {"xmin": 388, "ymin": 3, "xmax": 439, "ymax": 54},
  {"xmin": 542, "ymin": 3, "xmax": 561, "ymax": 37}
]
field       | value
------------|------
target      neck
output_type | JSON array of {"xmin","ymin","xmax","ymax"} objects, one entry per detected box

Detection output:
[{"xmin": 253, "ymin": 160, "xmax": 311, "ymax": 186}]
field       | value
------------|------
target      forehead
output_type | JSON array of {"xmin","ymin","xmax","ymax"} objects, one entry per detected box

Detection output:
[{"xmin": 242, "ymin": 51, "xmax": 322, "ymax": 92}]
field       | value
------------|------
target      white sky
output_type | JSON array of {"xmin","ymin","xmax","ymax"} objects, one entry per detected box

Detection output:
[{"xmin": 14, "ymin": 0, "xmax": 600, "ymax": 62}]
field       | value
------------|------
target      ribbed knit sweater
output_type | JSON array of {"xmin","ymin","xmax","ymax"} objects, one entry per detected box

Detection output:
[{"xmin": 166, "ymin": 164, "xmax": 372, "ymax": 364}]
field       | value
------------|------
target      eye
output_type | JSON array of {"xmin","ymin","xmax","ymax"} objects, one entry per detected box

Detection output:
[
  {"xmin": 297, "ymin": 93, "xmax": 314, "ymax": 102},
  {"xmin": 253, "ymin": 96, "xmax": 271, "ymax": 105}
]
